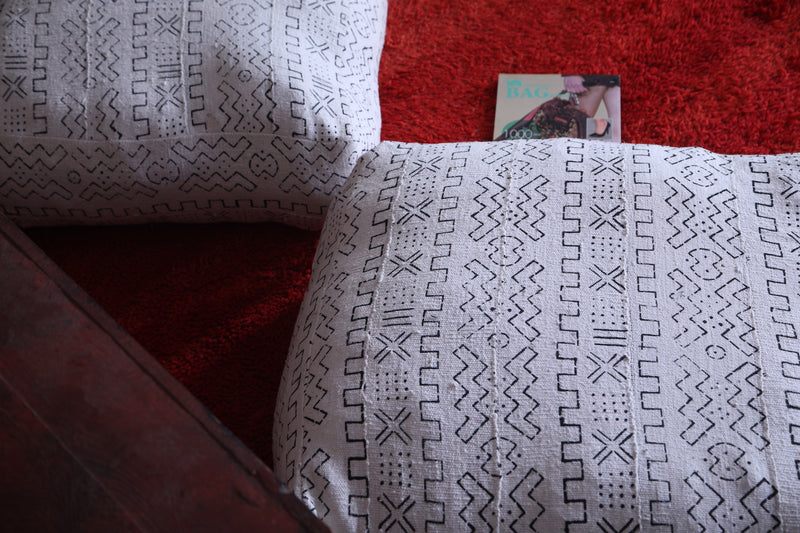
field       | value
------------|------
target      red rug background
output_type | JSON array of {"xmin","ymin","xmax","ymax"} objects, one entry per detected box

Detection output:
[{"xmin": 25, "ymin": 0, "xmax": 800, "ymax": 468}]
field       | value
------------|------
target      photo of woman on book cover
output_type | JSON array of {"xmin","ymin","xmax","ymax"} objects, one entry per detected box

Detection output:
[
  {"xmin": 493, "ymin": 74, "xmax": 621, "ymax": 143},
  {"xmin": 562, "ymin": 74, "xmax": 621, "ymax": 142}
]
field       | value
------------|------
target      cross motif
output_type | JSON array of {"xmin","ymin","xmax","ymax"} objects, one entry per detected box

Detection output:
[
  {"xmin": 589, "ymin": 204, "xmax": 625, "ymax": 231},
  {"xmin": 1, "ymin": 74, "xmax": 27, "ymax": 101},
  {"xmin": 589, "ymin": 264, "xmax": 625, "ymax": 293},
  {"xmin": 789, "ymin": 231, "xmax": 800, "ymax": 255},
  {"xmin": 387, "ymin": 251, "xmax": 424, "ymax": 277},
  {"xmin": 377, "ymin": 494, "xmax": 416, "ymax": 532},
  {"xmin": 307, "ymin": 0, "xmax": 336, "ymax": 16},
  {"xmin": 304, "ymin": 36, "xmax": 330, "ymax": 62},
  {"xmin": 586, "ymin": 352, "xmax": 628, "ymax": 383},
  {"xmin": 590, "ymin": 155, "xmax": 623, "ymax": 175},
  {"xmin": 408, "ymin": 155, "xmax": 443, "ymax": 177},
  {"xmin": 373, "ymin": 331, "xmax": 413, "ymax": 363},
  {"xmin": 154, "ymin": 14, "xmax": 181, "ymax": 37},
  {"xmin": 310, "ymin": 90, "xmax": 336, "ymax": 118},
  {"xmin": 596, "ymin": 517, "xmax": 640, "ymax": 533},
  {"xmin": 154, "ymin": 83, "xmax": 184, "ymax": 111},
  {"xmin": 374, "ymin": 407, "xmax": 413, "ymax": 445},
  {"xmin": 592, "ymin": 429, "xmax": 633, "ymax": 465},
  {"xmin": 778, "ymin": 173, "xmax": 800, "ymax": 200},
  {"xmin": 397, "ymin": 198, "xmax": 433, "ymax": 224},
  {"xmin": 2, "ymin": 6, "xmax": 29, "ymax": 28}
]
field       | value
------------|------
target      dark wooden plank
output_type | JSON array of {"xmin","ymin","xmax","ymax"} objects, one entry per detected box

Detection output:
[
  {"xmin": 0, "ymin": 214, "xmax": 328, "ymax": 533},
  {"xmin": 0, "ymin": 376, "xmax": 143, "ymax": 532}
]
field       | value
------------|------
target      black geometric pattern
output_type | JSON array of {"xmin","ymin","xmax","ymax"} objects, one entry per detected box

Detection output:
[
  {"xmin": 0, "ymin": 0, "xmax": 386, "ymax": 228},
  {"xmin": 273, "ymin": 139, "xmax": 800, "ymax": 531}
]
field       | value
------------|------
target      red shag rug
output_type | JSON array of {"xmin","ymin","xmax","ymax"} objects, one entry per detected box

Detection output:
[{"xmin": 26, "ymin": 0, "xmax": 800, "ymax": 468}]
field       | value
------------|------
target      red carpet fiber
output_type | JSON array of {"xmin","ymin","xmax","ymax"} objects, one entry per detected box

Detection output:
[{"xmin": 25, "ymin": 0, "xmax": 800, "ymax": 468}]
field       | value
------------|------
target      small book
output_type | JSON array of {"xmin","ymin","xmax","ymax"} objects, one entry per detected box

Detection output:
[{"xmin": 493, "ymin": 74, "xmax": 621, "ymax": 142}]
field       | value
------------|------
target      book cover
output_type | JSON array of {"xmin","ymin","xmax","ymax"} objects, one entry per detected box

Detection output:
[{"xmin": 493, "ymin": 74, "xmax": 621, "ymax": 142}]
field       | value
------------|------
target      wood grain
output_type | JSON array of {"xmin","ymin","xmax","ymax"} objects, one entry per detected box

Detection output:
[{"xmin": 0, "ymin": 215, "xmax": 328, "ymax": 532}]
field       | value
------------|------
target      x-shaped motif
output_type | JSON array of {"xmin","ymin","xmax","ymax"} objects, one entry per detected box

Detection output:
[
  {"xmin": 387, "ymin": 251, "xmax": 423, "ymax": 277},
  {"xmin": 408, "ymin": 155, "xmax": 443, "ymax": 177},
  {"xmin": 373, "ymin": 331, "xmax": 413, "ymax": 363},
  {"xmin": 1, "ymin": 74, "xmax": 27, "ymax": 101},
  {"xmin": 778, "ymin": 173, "xmax": 800, "ymax": 200},
  {"xmin": 310, "ymin": 90, "xmax": 336, "ymax": 118},
  {"xmin": 397, "ymin": 198, "xmax": 433, "ymax": 225},
  {"xmin": 592, "ymin": 429, "xmax": 633, "ymax": 465},
  {"xmin": 2, "ymin": 7, "xmax": 29, "ymax": 28},
  {"xmin": 586, "ymin": 352, "xmax": 628, "ymax": 383},
  {"xmin": 154, "ymin": 83, "xmax": 184, "ymax": 111},
  {"xmin": 304, "ymin": 36, "xmax": 330, "ymax": 61},
  {"xmin": 789, "ymin": 231, "xmax": 800, "ymax": 255},
  {"xmin": 374, "ymin": 407, "xmax": 413, "ymax": 445},
  {"xmin": 589, "ymin": 264, "xmax": 625, "ymax": 293},
  {"xmin": 154, "ymin": 14, "xmax": 181, "ymax": 37},
  {"xmin": 377, "ymin": 494, "xmax": 416, "ymax": 532},
  {"xmin": 589, "ymin": 204, "xmax": 624, "ymax": 231},
  {"xmin": 307, "ymin": 0, "xmax": 336, "ymax": 16},
  {"xmin": 590, "ymin": 155, "xmax": 623, "ymax": 175}
]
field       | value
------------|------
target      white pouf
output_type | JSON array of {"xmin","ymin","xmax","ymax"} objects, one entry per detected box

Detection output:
[
  {"xmin": 0, "ymin": 0, "xmax": 386, "ymax": 227},
  {"xmin": 274, "ymin": 139, "xmax": 800, "ymax": 531}
]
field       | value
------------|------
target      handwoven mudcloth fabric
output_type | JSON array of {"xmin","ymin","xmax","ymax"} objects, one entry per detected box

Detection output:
[
  {"xmin": 0, "ymin": 0, "xmax": 385, "ymax": 228},
  {"xmin": 273, "ymin": 139, "xmax": 800, "ymax": 531}
]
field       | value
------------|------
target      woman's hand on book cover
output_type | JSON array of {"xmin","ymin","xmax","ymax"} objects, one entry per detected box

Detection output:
[{"xmin": 563, "ymin": 75, "xmax": 587, "ymax": 94}]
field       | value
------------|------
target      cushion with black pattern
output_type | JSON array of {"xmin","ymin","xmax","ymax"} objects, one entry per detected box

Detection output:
[
  {"xmin": 273, "ymin": 138, "xmax": 800, "ymax": 531},
  {"xmin": 0, "ymin": 0, "xmax": 385, "ymax": 228}
]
